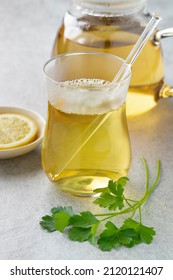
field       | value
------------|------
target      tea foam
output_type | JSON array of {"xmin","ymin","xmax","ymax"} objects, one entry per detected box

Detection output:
[{"xmin": 48, "ymin": 78, "xmax": 129, "ymax": 115}]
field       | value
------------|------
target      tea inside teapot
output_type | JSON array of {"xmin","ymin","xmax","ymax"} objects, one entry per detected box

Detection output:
[{"xmin": 52, "ymin": 0, "xmax": 171, "ymax": 117}]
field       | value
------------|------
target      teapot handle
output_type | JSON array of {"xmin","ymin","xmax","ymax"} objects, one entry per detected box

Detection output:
[
  {"xmin": 153, "ymin": 27, "xmax": 173, "ymax": 45},
  {"xmin": 153, "ymin": 28, "xmax": 173, "ymax": 98}
]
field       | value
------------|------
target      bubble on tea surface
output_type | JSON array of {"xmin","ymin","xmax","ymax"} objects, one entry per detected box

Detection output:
[
  {"xmin": 50, "ymin": 78, "xmax": 129, "ymax": 115},
  {"xmin": 59, "ymin": 79, "xmax": 111, "ymax": 88}
]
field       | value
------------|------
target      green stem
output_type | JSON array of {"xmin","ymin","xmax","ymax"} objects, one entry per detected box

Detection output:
[
  {"xmin": 142, "ymin": 156, "xmax": 149, "ymax": 195},
  {"xmin": 123, "ymin": 195, "xmax": 133, "ymax": 207},
  {"xmin": 146, "ymin": 160, "xmax": 161, "ymax": 197},
  {"xmin": 136, "ymin": 159, "xmax": 161, "ymax": 206},
  {"xmin": 130, "ymin": 209, "xmax": 136, "ymax": 219},
  {"xmin": 126, "ymin": 198, "xmax": 138, "ymax": 203},
  {"xmin": 139, "ymin": 206, "xmax": 142, "ymax": 223}
]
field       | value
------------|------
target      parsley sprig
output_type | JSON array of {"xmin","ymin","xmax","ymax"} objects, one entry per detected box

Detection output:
[{"xmin": 40, "ymin": 158, "xmax": 161, "ymax": 251}]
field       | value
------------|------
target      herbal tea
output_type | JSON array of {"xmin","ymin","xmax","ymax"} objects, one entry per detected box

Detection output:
[{"xmin": 42, "ymin": 78, "xmax": 131, "ymax": 196}]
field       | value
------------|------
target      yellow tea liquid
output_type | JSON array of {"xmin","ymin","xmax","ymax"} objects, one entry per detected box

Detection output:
[
  {"xmin": 52, "ymin": 15, "xmax": 164, "ymax": 116},
  {"xmin": 42, "ymin": 79, "xmax": 131, "ymax": 196}
]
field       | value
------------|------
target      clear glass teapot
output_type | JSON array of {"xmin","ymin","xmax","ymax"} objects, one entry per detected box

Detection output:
[{"xmin": 52, "ymin": 0, "xmax": 173, "ymax": 117}]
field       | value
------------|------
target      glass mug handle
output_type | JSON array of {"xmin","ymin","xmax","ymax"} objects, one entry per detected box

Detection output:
[{"xmin": 153, "ymin": 27, "xmax": 173, "ymax": 98}]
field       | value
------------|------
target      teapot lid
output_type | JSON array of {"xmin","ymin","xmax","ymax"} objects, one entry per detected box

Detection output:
[{"xmin": 73, "ymin": 0, "xmax": 147, "ymax": 15}]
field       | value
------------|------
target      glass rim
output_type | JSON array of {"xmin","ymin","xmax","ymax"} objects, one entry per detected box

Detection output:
[{"xmin": 43, "ymin": 51, "xmax": 131, "ymax": 87}]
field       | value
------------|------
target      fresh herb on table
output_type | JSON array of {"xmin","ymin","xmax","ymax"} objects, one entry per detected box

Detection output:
[{"xmin": 40, "ymin": 158, "xmax": 161, "ymax": 251}]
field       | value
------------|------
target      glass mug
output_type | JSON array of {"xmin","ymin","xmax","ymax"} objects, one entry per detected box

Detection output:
[
  {"xmin": 42, "ymin": 52, "xmax": 131, "ymax": 196},
  {"xmin": 52, "ymin": 0, "xmax": 173, "ymax": 117}
]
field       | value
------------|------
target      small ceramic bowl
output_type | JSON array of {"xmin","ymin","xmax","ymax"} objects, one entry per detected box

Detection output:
[{"xmin": 0, "ymin": 106, "xmax": 45, "ymax": 159}]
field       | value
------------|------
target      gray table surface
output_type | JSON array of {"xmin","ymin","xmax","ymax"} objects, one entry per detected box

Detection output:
[{"xmin": 0, "ymin": 0, "xmax": 173, "ymax": 260}]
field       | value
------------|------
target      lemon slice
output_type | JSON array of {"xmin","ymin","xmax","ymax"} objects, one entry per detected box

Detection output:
[{"xmin": 0, "ymin": 113, "xmax": 38, "ymax": 150}]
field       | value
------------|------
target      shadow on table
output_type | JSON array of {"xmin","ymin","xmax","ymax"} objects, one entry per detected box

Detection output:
[
  {"xmin": 127, "ymin": 99, "xmax": 173, "ymax": 153},
  {"xmin": 0, "ymin": 146, "xmax": 42, "ymax": 178}
]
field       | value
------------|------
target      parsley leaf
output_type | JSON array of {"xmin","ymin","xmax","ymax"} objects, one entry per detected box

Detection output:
[
  {"xmin": 40, "ymin": 215, "xmax": 56, "ymax": 232},
  {"xmin": 69, "ymin": 222, "xmax": 99, "ymax": 245},
  {"xmin": 40, "ymin": 206, "xmax": 74, "ymax": 233},
  {"xmin": 97, "ymin": 221, "xmax": 120, "ymax": 251},
  {"xmin": 139, "ymin": 224, "xmax": 156, "ymax": 244},
  {"xmin": 117, "ymin": 177, "xmax": 129, "ymax": 187},
  {"xmin": 51, "ymin": 206, "xmax": 74, "ymax": 216},
  {"xmin": 93, "ymin": 193, "xmax": 118, "ymax": 209},
  {"xmin": 69, "ymin": 211, "xmax": 99, "ymax": 228},
  {"xmin": 93, "ymin": 180, "xmax": 125, "ymax": 210},
  {"xmin": 121, "ymin": 218, "xmax": 156, "ymax": 245},
  {"xmin": 118, "ymin": 229, "xmax": 138, "ymax": 245},
  {"xmin": 98, "ymin": 221, "xmax": 138, "ymax": 251},
  {"xmin": 53, "ymin": 212, "xmax": 71, "ymax": 233},
  {"xmin": 68, "ymin": 227, "xmax": 92, "ymax": 242},
  {"xmin": 108, "ymin": 179, "xmax": 125, "ymax": 195}
]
